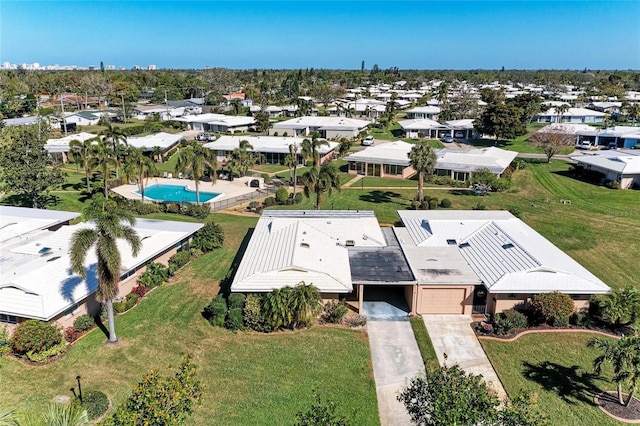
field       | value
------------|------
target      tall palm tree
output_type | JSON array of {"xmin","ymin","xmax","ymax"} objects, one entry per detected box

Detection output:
[
  {"xmin": 627, "ymin": 103, "xmax": 640, "ymax": 127},
  {"xmin": 175, "ymin": 143, "xmax": 216, "ymax": 205},
  {"xmin": 152, "ymin": 145, "xmax": 164, "ymax": 163},
  {"xmin": 588, "ymin": 336, "xmax": 640, "ymax": 406},
  {"xmin": 301, "ymin": 132, "xmax": 329, "ymax": 170},
  {"xmin": 89, "ymin": 139, "xmax": 117, "ymax": 199},
  {"xmin": 290, "ymin": 282, "xmax": 322, "ymax": 328},
  {"xmin": 227, "ymin": 139, "xmax": 255, "ymax": 177},
  {"xmin": 408, "ymin": 142, "xmax": 437, "ymax": 203},
  {"xmin": 99, "ymin": 123, "xmax": 127, "ymax": 178},
  {"xmin": 68, "ymin": 137, "xmax": 98, "ymax": 192},
  {"xmin": 70, "ymin": 196, "xmax": 142, "ymax": 344},
  {"xmin": 555, "ymin": 104, "xmax": 570, "ymax": 123},
  {"xmin": 302, "ymin": 162, "xmax": 341, "ymax": 210},
  {"xmin": 123, "ymin": 147, "xmax": 158, "ymax": 203},
  {"xmin": 288, "ymin": 143, "xmax": 300, "ymax": 194}
]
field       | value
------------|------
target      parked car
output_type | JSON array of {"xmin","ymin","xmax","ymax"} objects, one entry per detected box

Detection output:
[
  {"xmin": 362, "ymin": 136, "xmax": 375, "ymax": 146},
  {"xmin": 607, "ymin": 142, "xmax": 618, "ymax": 150},
  {"xmin": 454, "ymin": 132, "xmax": 465, "ymax": 138},
  {"xmin": 576, "ymin": 141, "xmax": 592, "ymax": 149},
  {"xmin": 196, "ymin": 132, "xmax": 215, "ymax": 142},
  {"xmin": 442, "ymin": 136, "xmax": 454, "ymax": 143}
]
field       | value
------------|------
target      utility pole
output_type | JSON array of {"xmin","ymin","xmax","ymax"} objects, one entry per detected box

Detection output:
[
  {"xmin": 60, "ymin": 95, "xmax": 67, "ymax": 136},
  {"xmin": 121, "ymin": 92, "xmax": 127, "ymax": 124}
]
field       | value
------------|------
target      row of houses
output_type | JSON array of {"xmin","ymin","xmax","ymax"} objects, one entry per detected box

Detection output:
[{"xmin": 230, "ymin": 210, "xmax": 610, "ymax": 316}]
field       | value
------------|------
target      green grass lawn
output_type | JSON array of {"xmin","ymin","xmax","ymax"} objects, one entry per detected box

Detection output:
[
  {"xmin": 409, "ymin": 317, "xmax": 439, "ymax": 369},
  {"xmin": 0, "ymin": 213, "xmax": 379, "ymax": 425},
  {"xmin": 250, "ymin": 163, "xmax": 289, "ymax": 174},
  {"xmin": 357, "ymin": 176, "xmax": 419, "ymax": 188},
  {"xmin": 481, "ymin": 333, "xmax": 619, "ymax": 426}
]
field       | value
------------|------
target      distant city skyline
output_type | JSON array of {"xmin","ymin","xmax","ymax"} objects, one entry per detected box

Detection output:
[{"xmin": 2, "ymin": 1, "xmax": 639, "ymax": 70}]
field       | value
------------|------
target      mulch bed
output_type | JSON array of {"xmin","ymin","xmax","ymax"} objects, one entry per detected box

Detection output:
[
  {"xmin": 472, "ymin": 321, "xmax": 633, "ymax": 340},
  {"xmin": 595, "ymin": 391, "xmax": 640, "ymax": 423}
]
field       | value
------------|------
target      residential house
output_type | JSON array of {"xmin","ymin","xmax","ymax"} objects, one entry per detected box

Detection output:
[
  {"xmin": 45, "ymin": 132, "xmax": 98, "ymax": 162},
  {"xmin": 0, "ymin": 206, "xmax": 203, "ymax": 330},
  {"xmin": 533, "ymin": 107, "xmax": 606, "ymax": 124},
  {"xmin": 405, "ymin": 106, "xmax": 441, "ymax": 120},
  {"xmin": 176, "ymin": 113, "xmax": 256, "ymax": 133},
  {"xmin": 270, "ymin": 116, "xmax": 370, "ymax": 140},
  {"xmin": 537, "ymin": 123, "xmax": 640, "ymax": 148},
  {"xmin": 571, "ymin": 150, "xmax": 640, "ymax": 189},
  {"xmin": 398, "ymin": 118, "xmax": 474, "ymax": 139}
]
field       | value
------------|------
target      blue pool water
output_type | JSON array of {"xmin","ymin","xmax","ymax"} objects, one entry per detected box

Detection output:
[{"xmin": 136, "ymin": 184, "xmax": 220, "ymax": 203}]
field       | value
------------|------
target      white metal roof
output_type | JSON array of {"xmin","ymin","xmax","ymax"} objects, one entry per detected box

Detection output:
[
  {"xmin": 406, "ymin": 106, "xmax": 441, "ymax": 114},
  {"xmin": 204, "ymin": 135, "xmax": 338, "ymax": 155},
  {"xmin": 45, "ymin": 132, "xmax": 98, "ymax": 153},
  {"xmin": 177, "ymin": 113, "xmax": 255, "ymax": 127},
  {"xmin": 572, "ymin": 154, "xmax": 640, "ymax": 174},
  {"xmin": 231, "ymin": 211, "xmax": 386, "ymax": 293},
  {"xmin": 0, "ymin": 213, "xmax": 202, "ymax": 321},
  {"xmin": 0, "ymin": 207, "xmax": 80, "ymax": 243},
  {"xmin": 272, "ymin": 116, "xmax": 370, "ymax": 131},
  {"xmin": 398, "ymin": 118, "xmax": 444, "ymax": 131},
  {"xmin": 397, "ymin": 210, "xmax": 610, "ymax": 294},
  {"xmin": 538, "ymin": 107, "xmax": 606, "ymax": 117},
  {"xmin": 436, "ymin": 147, "xmax": 517, "ymax": 174},
  {"xmin": 344, "ymin": 141, "xmax": 413, "ymax": 166},
  {"xmin": 127, "ymin": 132, "xmax": 184, "ymax": 151}
]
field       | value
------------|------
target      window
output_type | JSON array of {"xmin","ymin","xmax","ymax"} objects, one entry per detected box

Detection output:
[
  {"xmin": 453, "ymin": 171, "xmax": 469, "ymax": 181},
  {"xmin": 383, "ymin": 164, "xmax": 404, "ymax": 175},
  {"xmin": 0, "ymin": 314, "xmax": 18, "ymax": 324}
]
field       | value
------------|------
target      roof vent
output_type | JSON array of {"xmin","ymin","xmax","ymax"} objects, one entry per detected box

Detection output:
[
  {"xmin": 39, "ymin": 247, "xmax": 52, "ymax": 256},
  {"xmin": 345, "ymin": 240, "xmax": 355, "ymax": 247},
  {"xmin": 300, "ymin": 242, "xmax": 310, "ymax": 249}
]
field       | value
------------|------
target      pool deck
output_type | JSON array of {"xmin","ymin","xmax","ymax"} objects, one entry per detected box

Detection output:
[{"xmin": 111, "ymin": 177, "xmax": 259, "ymax": 204}]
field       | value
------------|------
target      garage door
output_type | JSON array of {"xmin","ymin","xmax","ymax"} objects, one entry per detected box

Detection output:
[{"xmin": 420, "ymin": 288, "xmax": 465, "ymax": 314}]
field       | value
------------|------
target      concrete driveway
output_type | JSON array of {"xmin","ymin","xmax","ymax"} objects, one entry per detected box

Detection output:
[
  {"xmin": 422, "ymin": 315, "xmax": 507, "ymax": 400},
  {"xmin": 366, "ymin": 307, "xmax": 424, "ymax": 426}
]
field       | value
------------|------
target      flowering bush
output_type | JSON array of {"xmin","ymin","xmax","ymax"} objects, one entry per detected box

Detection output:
[
  {"xmin": 131, "ymin": 286, "xmax": 148, "ymax": 298},
  {"xmin": 10, "ymin": 320, "xmax": 62, "ymax": 356},
  {"xmin": 64, "ymin": 326, "xmax": 81, "ymax": 343},
  {"xmin": 531, "ymin": 292, "xmax": 574, "ymax": 326}
]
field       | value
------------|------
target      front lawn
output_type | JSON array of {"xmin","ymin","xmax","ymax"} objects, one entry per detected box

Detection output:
[
  {"xmin": 481, "ymin": 333, "xmax": 619, "ymax": 425},
  {"xmin": 0, "ymin": 213, "xmax": 379, "ymax": 425}
]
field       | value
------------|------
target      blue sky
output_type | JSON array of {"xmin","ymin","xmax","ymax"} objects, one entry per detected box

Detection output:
[{"xmin": 1, "ymin": 1, "xmax": 639, "ymax": 70}]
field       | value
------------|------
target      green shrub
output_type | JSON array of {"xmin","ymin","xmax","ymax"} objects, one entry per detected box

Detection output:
[
  {"xmin": 493, "ymin": 309, "xmax": 528, "ymax": 335},
  {"xmin": 183, "ymin": 204, "xmax": 211, "ymax": 220},
  {"xmin": 440, "ymin": 198, "xmax": 452, "ymax": 208},
  {"xmin": 73, "ymin": 314, "xmax": 95, "ymax": 332},
  {"xmin": 248, "ymin": 201, "xmax": 259, "ymax": 210},
  {"xmin": 344, "ymin": 315, "xmax": 367, "ymax": 328},
  {"xmin": 322, "ymin": 300, "xmax": 349, "ymax": 324},
  {"xmin": 24, "ymin": 341, "xmax": 67, "ymax": 363},
  {"xmin": 227, "ymin": 293, "xmax": 246, "ymax": 310},
  {"xmin": 191, "ymin": 222, "xmax": 224, "ymax": 252},
  {"xmin": 0, "ymin": 326, "xmax": 9, "ymax": 355},
  {"xmin": 10, "ymin": 320, "xmax": 62, "ymax": 356},
  {"xmin": 428, "ymin": 198, "xmax": 438, "ymax": 210},
  {"xmin": 204, "ymin": 295, "xmax": 228, "ymax": 327},
  {"xmin": 530, "ymin": 292, "xmax": 574, "ymax": 326},
  {"xmin": 131, "ymin": 201, "xmax": 160, "ymax": 215},
  {"xmin": 225, "ymin": 308, "xmax": 245, "ymax": 331},
  {"xmin": 411, "ymin": 200, "xmax": 421, "ymax": 210},
  {"xmin": 553, "ymin": 316, "xmax": 570, "ymax": 327},
  {"xmin": 138, "ymin": 262, "xmax": 169, "ymax": 287},
  {"xmin": 264, "ymin": 196, "xmax": 276, "ymax": 207},
  {"xmin": 73, "ymin": 390, "xmax": 109, "ymax": 420},
  {"xmin": 64, "ymin": 326, "xmax": 81, "ymax": 343},
  {"xmin": 472, "ymin": 202, "xmax": 486, "ymax": 210},
  {"xmin": 262, "ymin": 173, "xmax": 271, "ymax": 184},
  {"xmin": 243, "ymin": 294, "xmax": 269, "ymax": 332},
  {"xmin": 420, "ymin": 201, "xmax": 429, "ymax": 210},
  {"xmin": 571, "ymin": 311, "xmax": 591, "ymax": 327},
  {"xmin": 168, "ymin": 251, "xmax": 191, "ymax": 276},
  {"xmin": 125, "ymin": 293, "xmax": 139, "ymax": 310},
  {"xmin": 293, "ymin": 192, "xmax": 303, "ymax": 204},
  {"xmin": 275, "ymin": 188, "xmax": 289, "ymax": 204},
  {"xmin": 163, "ymin": 203, "xmax": 181, "ymax": 214}
]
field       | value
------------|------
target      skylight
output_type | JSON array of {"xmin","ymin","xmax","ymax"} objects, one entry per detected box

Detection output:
[
  {"xmin": 446, "ymin": 239, "xmax": 457, "ymax": 245},
  {"xmin": 502, "ymin": 243, "xmax": 515, "ymax": 249},
  {"xmin": 458, "ymin": 242, "xmax": 471, "ymax": 248}
]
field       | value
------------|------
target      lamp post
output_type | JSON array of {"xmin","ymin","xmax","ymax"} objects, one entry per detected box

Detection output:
[{"xmin": 76, "ymin": 375, "xmax": 83, "ymax": 403}]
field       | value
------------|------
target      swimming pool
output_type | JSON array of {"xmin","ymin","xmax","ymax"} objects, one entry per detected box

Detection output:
[{"xmin": 136, "ymin": 184, "xmax": 221, "ymax": 203}]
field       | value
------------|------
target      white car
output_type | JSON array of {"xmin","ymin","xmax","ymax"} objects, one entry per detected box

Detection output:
[
  {"xmin": 454, "ymin": 132, "xmax": 465, "ymax": 138},
  {"xmin": 362, "ymin": 136, "xmax": 375, "ymax": 146}
]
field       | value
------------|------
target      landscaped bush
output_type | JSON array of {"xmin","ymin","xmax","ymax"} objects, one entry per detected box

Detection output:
[
  {"xmin": 344, "ymin": 314, "xmax": 367, "ymax": 328},
  {"xmin": 189, "ymin": 248, "xmax": 204, "ymax": 258},
  {"xmin": 225, "ymin": 308, "xmax": 245, "ymax": 331},
  {"xmin": 530, "ymin": 292, "xmax": 574, "ymax": 326},
  {"xmin": 131, "ymin": 200, "xmax": 160, "ymax": 215},
  {"xmin": 191, "ymin": 222, "xmax": 225, "ymax": 252},
  {"xmin": 275, "ymin": 188, "xmax": 289, "ymax": 204},
  {"xmin": 73, "ymin": 314, "xmax": 95, "ymax": 332},
  {"xmin": 293, "ymin": 192, "xmax": 303, "ymax": 204},
  {"xmin": 64, "ymin": 327, "xmax": 81, "ymax": 343},
  {"xmin": 264, "ymin": 196, "xmax": 276, "ymax": 207},
  {"xmin": 183, "ymin": 204, "xmax": 211, "ymax": 220},
  {"xmin": 204, "ymin": 295, "xmax": 227, "ymax": 327},
  {"xmin": 0, "ymin": 327, "xmax": 9, "ymax": 355},
  {"xmin": 243, "ymin": 294, "xmax": 269, "ymax": 332},
  {"xmin": 10, "ymin": 319, "xmax": 62, "ymax": 356},
  {"xmin": 571, "ymin": 311, "xmax": 591, "ymax": 327},
  {"xmin": 472, "ymin": 203, "xmax": 486, "ymax": 210},
  {"xmin": 322, "ymin": 300, "xmax": 349, "ymax": 324},
  {"xmin": 227, "ymin": 293, "xmax": 246, "ymax": 310},
  {"xmin": 493, "ymin": 309, "xmax": 528, "ymax": 335},
  {"xmin": 114, "ymin": 293, "xmax": 140, "ymax": 313},
  {"xmin": 131, "ymin": 286, "xmax": 148, "ymax": 298},
  {"xmin": 72, "ymin": 390, "xmax": 110, "ymax": 420},
  {"xmin": 163, "ymin": 203, "xmax": 182, "ymax": 214},
  {"xmin": 24, "ymin": 341, "xmax": 67, "ymax": 363},
  {"xmin": 262, "ymin": 173, "xmax": 271, "ymax": 184},
  {"xmin": 606, "ymin": 180, "xmax": 621, "ymax": 189},
  {"xmin": 428, "ymin": 198, "xmax": 438, "ymax": 210},
  {"xmin": 440, "ymin": 198, "xmax": 452, "ymax": 208},
  {"xmin": 138, "ymin": 262, "xmax": 169, "ymax": 287},
  {"xmin": 168, "ymin": 251, "xmax": 191, "ymax": 276}
]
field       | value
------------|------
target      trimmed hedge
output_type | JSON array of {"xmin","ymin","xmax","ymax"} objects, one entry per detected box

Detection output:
[
  {"xmin": 530, "ymin": 292, "xmax": 574, "ymax": 326},
  {"xmin": 493, "ymin": 309, "xmax": 528, "ymax": 335},
  {"xmin": 204, "ymin": 295, "xmax": 227, "ymax": 327},
  {"xmin": 113, "ymin": 293, "xmax": 140, "ymax": 314},
  {"xmin": 24, "ymin": 341, "xmax": 67, "ymax": 363},
  {"xmin": 10, "ymin": 320, "xmax": 62, "ymax": 356},
  {"xmin": 227, "ymin": 293, "xmax": 246, "ymax": 310},
  {"xmin": 225, "ymin": 308, "xmax": 245, "ymax": 331},
  {"xmin": 73, "ymin": 314, "xmax": 95, "ymax": 332}
]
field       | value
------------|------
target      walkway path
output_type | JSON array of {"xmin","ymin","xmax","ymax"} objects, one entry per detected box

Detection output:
[
  {"xmin": 365, "ymin": 303, "xmax": 424, "ymax": 426},
  {"xmin": 422, "ymin": 315, "xmax": 507, "ymax": 401}
]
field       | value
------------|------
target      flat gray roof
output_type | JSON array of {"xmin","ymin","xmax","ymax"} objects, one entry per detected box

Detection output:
[{"xmin": 349, "ymin": 228, "xmax": 415, "ymax": 284}]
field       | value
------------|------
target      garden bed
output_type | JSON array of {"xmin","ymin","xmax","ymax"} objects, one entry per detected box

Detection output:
[
  {"xmin": 473, "ymin": 321, "xmax": 631, "ymax": 341},
  {"xmin": 595, "ymin": 392, "xmax": 640, "ymax": 423}
]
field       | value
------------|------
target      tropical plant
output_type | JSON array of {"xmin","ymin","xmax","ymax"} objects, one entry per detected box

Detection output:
[
  {"xmin": 588, "ymin": 336, "xmax": 640, "ymax": 406},
  {"xmin": 226, "ymin": 139, "xmax": 255, "ymax": 177},
  {"xmin": 174, "ymin": 143, "xmax": 216, "ymax": 205},
  {"xmin": 555, "ymin": 104, "xmax": 570, "ymax": 123},
  {"xmin": 99, "ymin": 123, "xmax": 127, "ymax": 179},
  {"xmin": 0, "ymin": 403, "xmax": 19, "ymax": 426},
  {"xmin": 70, "ymin": 195, "xmax": 142, "ymax": 343},
  {"xmin": 294, "ymin": 392, "xmax": 349, "ymax": 426},
  {"xmin": 68, "ymin": 137, "xmax": 97, "ymax": 192},
  {"xmin": 123, "ymin": 146, "xmax": 157, "ymax": 203},
  {"xmin": 151, "ymin": 145, "xmax": 163, "ymax": 163},
  {"xmin": 88, "ymin": 139, "xmax": 116, "ymax": 198},
  {"xmin": 302, "ymin": 162, "xmax": 341, "ymax": 210},
  {"xmin": 338, "ymin": 139, "xmax": 351, "ymax": 158},
  {"xmin": 38, "ymin": 402, "xmax": 89, "ymax": 426},
  {"xmin": 627, "ymin": 103, "xmax": 640, "ymax": 126},
  {"xmin": 408, "ymin": 142, "xmax": 437, "ymax": 203},
  {"xmin": 288, "ymin": 143, "xmax": 300, "ymax": 194},
  {"xmin": 191, "ymin": 222, "xmax": 225, "ymax": 252},
  {"xmin": 301, "ymin": 132, "xmax": 329, "ymax": 170},
  {"xmin": 290, "ymin": 282, "xmax": 322, "ymax": 328},
  {"xmin": 262, "ymin": 287, "xmax": 294, "ymax": 329},
  {"xmin": 597, "ymin": 286, "xmax": 640, "ymax": 327}
]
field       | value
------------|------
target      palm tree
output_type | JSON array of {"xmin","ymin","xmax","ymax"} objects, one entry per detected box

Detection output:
[
  {"xmin": 70, "ymin": 196, "xmax": 142, "ymax": 344},
  {"xmin": 288, "ymin": 143, "xmax": 300, "ymax": 194},
  {"xmin": 301, "ymin": 132, "xmax": 329, "ymax": 170},
  {"xmin": 68, "ymin": 137, "xmax": 97, "ymax": 192},
  {"xmin": 40, "ymin": 403, "xmax": 89, "ymax": 425},
  {"xmin": 408, "ymin": 142, "xmax": 437, "ymax": 203},
  {"xmin": 597, "ymin": 286, "xmax": 640, "ymax": 327},
  {"xmin": 555, "ymin": 104, "xmax": 570, "ymax": 123},
  {"xmin": 302, "ymin": 162, "xmax": 341, "ymax": 210},
  {"xmin": 262, "ymin": 287, "xmax": 294, "ymax": 329},
  {"xmin": 588, "ymin": 336, "xmax": 640, "ymax": 406},
  {"xmin": 290, "ymin": 282, "xmax": 322, "ymax": 328},
  {"xmin": 99, "ymin": 123, "xmax": 127, "ymax": 178},
  {"xmin": 89, "ymin": 139, "xmax": 117, "ymax": 199},
  {"xmin": 175, "ymin": 143, "xmax": 216, "ymax": 205},
  {"xmin": 627, "ymin": 103, "xmax": 640, "ymax": 127},
  {"xmin": 152, "ymin": 145, "xmax": 164, "ymax": 163},
  {"xmin": 123, "ymin": 147, "xmax": 158, "ymax": 203},
  {"xmin": 226, "ymin": 139, "xmax": 255, "ymax": 177}
]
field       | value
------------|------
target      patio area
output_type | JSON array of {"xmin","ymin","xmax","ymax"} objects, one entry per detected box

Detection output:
[{"xmin": 111, "ymin": 176, "xmax": 260, "ymax": 204}]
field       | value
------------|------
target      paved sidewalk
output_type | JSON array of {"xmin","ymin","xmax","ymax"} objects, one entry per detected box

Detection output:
[
  {"xmin": 367, "ymin": 317, "xmax": 425, "ymax": 426},
  {"xmin": 422, "ymin": 315, "xmax": 507, "ymax": 400}
]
